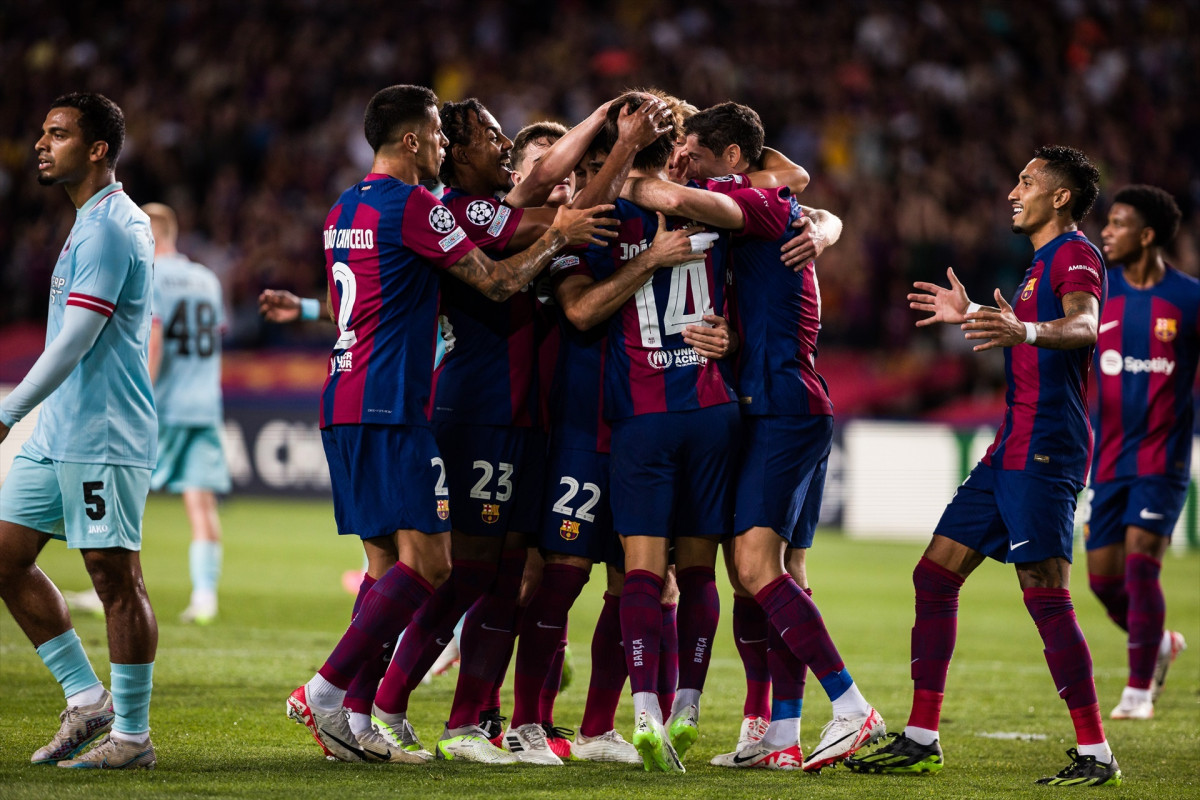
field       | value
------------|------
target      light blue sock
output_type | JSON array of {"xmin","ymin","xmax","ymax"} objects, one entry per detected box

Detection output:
[
  {"xmin": 190, "ymin": 541, "xmax": 222, "ymax": 595},
  {"xmin": 36, "ymin": 630, "xmax": 101, "ymax": 699},
  {"xmin": 110, "ymin": 662, "xmax": 154, "ymax": 736}
]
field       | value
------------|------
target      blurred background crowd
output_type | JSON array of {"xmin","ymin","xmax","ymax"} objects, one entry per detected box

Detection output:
[{"xmin": 1, "ymin": 0, "xmax": 1196, "ymax": 415}]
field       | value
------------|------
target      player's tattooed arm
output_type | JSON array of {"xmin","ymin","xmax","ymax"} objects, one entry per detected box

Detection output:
[
  {"xmin": 450, "ymin": 204, "xmax": 618, "ymax": 301},
  {"xmin": 963, "ymin": 289, "xmax": 1098, "ymax": 352},
  {"xmin": 747, "ymin": 147, "xmax": 810, "ymax": 195},
  {"xmin": 555, "ymin": 212, "xmax": 700, "ymax": 331},
  {"xmin": 780, "ymin": 206, "xmax": 843, "ymax": 270}
]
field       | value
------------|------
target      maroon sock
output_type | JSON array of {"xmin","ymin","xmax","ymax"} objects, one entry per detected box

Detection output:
[
  {"xmin": 903, "ymin": 557, "xmax": 964, "ymax": 731},
  {"xmin": 1024, "ymin": 587, "xmax": 1105, "ymax": 745},
  {"xmin": 620, "ymin": 570, "xmax": 664, "ymax": 696},
  {"xmin": 580, "ymin": 592, "xmax": 627, "ymax": 737},
  {"xmin": 352, "ymin": 574, "xmax": 377, "ymax": 619},
  {"xmin": 658, "ymin": 601, "xmax": 678, "ymax": 713},
  {"xmin": 767, "ymin": 614, "xmax": 806, "ymax": 720},
  {"xmin": 373, "ymin": 558, "xmax": 496, "ymax": 713},
  {"xmin": 318, "ymin": 562, "xmax": 432, "ymax": 688},
  {"xmin": 344, "ymin": 574, "xmax": 384, "ymax": 714},
  {"xmin": 733, "ymin": 594, "xmax": 771, "ymax": 719},
  {"xmin": 1125, "ymin": 553, "xmax": 1165, "ymax": 690},
  {"xmin": 447, "ymin": 549, "xmax": 526, "ymax": 729},
  {"xmin": 1088, "ymin": 572, "xmax": 1129, "ymax": 632},
  {"xmin": 539, "ymin": 637, "xmax": 566, "ymax": 723},
  {"xmin": 675, "ymin": 567, "xmax": 719, "ymax": 699},
  {"xmin": 511, "ymin": 563, "xmax": 588, "ymax": 726}
]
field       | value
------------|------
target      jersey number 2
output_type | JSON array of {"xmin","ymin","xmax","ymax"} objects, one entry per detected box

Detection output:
[{"xmin": 332, "ymin": 262, "xmax": 358, "ymax": 350}]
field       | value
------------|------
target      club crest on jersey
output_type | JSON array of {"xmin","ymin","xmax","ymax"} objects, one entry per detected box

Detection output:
[
  {"xmin": 481, "ymin": 503, "xmax": 500, "ymax": 524},
  {"xmin": 559, "ymin": 519, "xmax": 580, "ymax": 540},
  {"xmin": 1155, "ymin": 317, "xmax": 1177, "ymax": 342},
  {"xmin": 465, "ymin": 199, "xmax": 496, "ymax": 226},
  {"xmin": 437, "ymin": 499, "xmax": 450, "ymax": 520},
  {"xmin": 1020, "ymin": 277, "xmax": 1037, "ymax": 301},
  {"xmin": 429, "ymin": 205, "xmax": 456, "ymax": 234}
]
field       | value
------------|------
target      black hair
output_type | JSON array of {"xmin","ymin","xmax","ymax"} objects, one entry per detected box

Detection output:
[
  {"xmin": 438, "ymin": 98, "xmax": 490, "ymax": 186},
  {"xmin": 684, "ymin": 102, "xmax": 765, "ymax": 167},
  {"xmin": 363, "ymin": 85, "xmax": 438, "ymax": 153},
  {"xmin": 1032, "ymin": 145, "xmax": 1100, "ymax": 223},
  {"xmin": 602, "ymin": 92, "xmax": 676, "ymax": 171},
  {"xmin": 51, "ymin": 92, "xmax": 125, "ymax": 168},
  {"xmin": 1112, "ymin": 184, "xmax": 1182, "ymax": 248}
]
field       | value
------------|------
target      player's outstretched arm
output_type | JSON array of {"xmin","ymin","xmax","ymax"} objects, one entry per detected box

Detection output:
[
  {"xmin": 506, "ymin": 100, "xmax": 615, "ymax": 209},
  {"xmin": 622, "ymin": 177, "xmax": 745, "ymax": 230},
  {"xmin": 571, "ymin": 98, "xmax": 673, "ymax": 210},
  {"xmin": 780, "ymin": 207, "xmax": 843, "ymax": 269},
  {"xmin": 0, "ymin": 305, "xmax": 109, "ymax": 437},
  {"xmin": 556, "ymin": 212, "xmax": 705, "ymax": 331},
  {"xmin": 964, "ymin": 289, "xmax": 1099, "ymax": 352},
  {"xmin": 258, "ymin": 288, "xmax": 309, "ymax": 323},
  {"xmin": 683, "ymin": 314, "xmax": 738, "ymax": 359},
  {"xmin": 909, "ymin": 266, "xmax": 973, "ymax": 327},
  {"xmin": 449, "ymin": 204, "xmax": 617, "ymax": 301},
  {"xmin": 748, "ymin": 147, "xmax": 810, "ymax": 195}
]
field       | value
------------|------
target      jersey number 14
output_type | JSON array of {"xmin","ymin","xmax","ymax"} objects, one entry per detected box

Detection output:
[{"xmin": 633, "ymin": 259, "xmax": 712, "ymax": 348}]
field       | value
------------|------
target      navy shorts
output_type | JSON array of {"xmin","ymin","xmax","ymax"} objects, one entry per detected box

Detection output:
[
  {"xmin": 933, "ymin": 462, "xmax": 1080, "ymax": 564},
  {"xmin": 734, "ymin": 415, "xmax": 831, "ymax": 548},
  {"xmin": 322, "ymin": 424, "xmax": 450, "ymax": 539},
  {"xmin": 538, "ymin": 445, "xmax": 621, "ymax": 564},
  {"xmin": 609, "ymin": 404, "xmax": 740, "ymax": 539},
  {"xmin": 1084, "ymin": 475, "xmax": 1188, "ymax": 548},
  {"xmin": 433, "ymin": 422, "xmax": 535, "ymax": 537}
]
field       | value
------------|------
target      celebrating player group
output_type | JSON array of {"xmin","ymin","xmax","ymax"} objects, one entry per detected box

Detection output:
[{"xmin": 2, "ymin": 82, "xmax": 1193, "ymax": 788}]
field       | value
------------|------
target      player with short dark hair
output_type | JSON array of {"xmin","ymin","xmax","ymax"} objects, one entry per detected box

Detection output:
[
  {"xmin": 0, "ymin": 92, "xmax": 159, "ymax": 770},
  {"xmin": 1085, "ymin": 184, "xmax": 1195, "ymax": 721},
  {"xmin": 846, "ymin": 146, "xmax": 1122, "ymax": 787},
  {"xmin": 677, "ymin": 101, "xmax": 885, "ymax": 773},
  {"xmin": 286, "ymin": 84, "xmax": 615, "ymax": 765}
]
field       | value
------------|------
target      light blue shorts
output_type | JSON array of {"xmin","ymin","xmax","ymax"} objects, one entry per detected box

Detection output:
[
  {"xmin": 151, "ymin": 424, "xmax": 231, "ymax": 493},
  {"xmin": 0, "ymin": 451, "xmax": 151, "ymax": 550}
]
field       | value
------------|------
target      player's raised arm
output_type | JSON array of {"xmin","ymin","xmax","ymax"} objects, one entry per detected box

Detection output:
[
  {"xmin": 555, "ymin": 212, "xmax": 706, "ymax": 331},
  {"xmin": 447, "ymin": 203, "xmax": 617, "ymax": 301},
  {"xmin": 504, "ymin": 100, "xmax": 614, "ymax": 209},
  {"xmin": 747, "ymin": 147, "xmax": 810, "ymax": 195},
  {"xmin": 570, "ymin": 97, "xmax": 674, "ymax": 210}
]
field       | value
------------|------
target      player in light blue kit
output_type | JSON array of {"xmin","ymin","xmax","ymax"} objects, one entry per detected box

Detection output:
[
  {"xmin": 0, "ymin": 93, "xmax": 159, "ymax": 770},
  {"xmin": 143, "ymin": 202, "xmax": 230, "ymax": 625}
]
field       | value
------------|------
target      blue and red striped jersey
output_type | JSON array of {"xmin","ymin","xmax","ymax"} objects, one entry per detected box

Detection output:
[
  {"xmin": 428, "ymin": 189, "xmax": 536, "ymax": 427},
  {"xmin": 319, "ymin": 174, "xmax": 476, "ymax": 428},
  {"xmin": 578, "ymin": 198, "xmax": 737, "ymax": 420},
  {"xmin": 982, "ymin": 231, "xmax": 1107, "ymax": 484},
  {"xmin": 707, "ymin": 179, "xmax": 832, "ymax": 417},
  {"xmin": 1091, "ymin": 265, "xmax": 1200, "ymax": 483}
]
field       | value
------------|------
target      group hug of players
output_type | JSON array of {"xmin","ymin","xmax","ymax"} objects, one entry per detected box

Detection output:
[{"xmin": 282, "ymin": 84, "xmax": 1196, "ymax": 786}]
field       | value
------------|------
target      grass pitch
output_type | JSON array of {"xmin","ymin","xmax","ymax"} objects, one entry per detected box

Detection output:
[{"xmin": 1, "ymin": 495, "xmax": 1197, "ymax": 799}]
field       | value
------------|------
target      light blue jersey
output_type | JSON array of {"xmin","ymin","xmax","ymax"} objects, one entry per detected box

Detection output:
[
  {"xmin": 152, "ymin": 252, "xmax": 224, "ymax": 426},
  {"xmin": 25, "ymin": 183, "xmax": 157, "ymax": 469}
]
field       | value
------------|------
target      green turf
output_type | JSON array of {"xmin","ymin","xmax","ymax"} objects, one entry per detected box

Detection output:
[{"xmin": 1, "ymin": 495, "xmax": 1197, "ymax": 799}]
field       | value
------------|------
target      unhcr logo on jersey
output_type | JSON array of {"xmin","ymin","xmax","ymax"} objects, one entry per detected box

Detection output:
[
  {"xmin": 645, "ymin": 347, "xmax": 707, "ymax": 370},
  {"xmin": 329, "ymin": 351, "xmax": 353, "ymax": 375}
]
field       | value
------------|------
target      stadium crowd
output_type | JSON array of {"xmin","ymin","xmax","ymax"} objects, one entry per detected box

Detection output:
[{"xmin": 1, "ymin": 0, "xmax": 1197, "ymax": 358}]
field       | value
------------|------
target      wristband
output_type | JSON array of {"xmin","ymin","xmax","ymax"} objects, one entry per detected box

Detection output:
[
  {"xmin": 1023, "ymin": 321, "xmax": 1038, "ymax": 344},
  {"xmin": 965, "ymin": 302, "xmax": 981, "ymax": 315},
  {"xmin": 300, "ymin": 297, "xmax": 320, "ymax": 321}
]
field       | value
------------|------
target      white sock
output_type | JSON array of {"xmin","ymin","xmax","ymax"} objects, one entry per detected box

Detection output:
[
  {"xmin": 1121, "ymin": 685, "xmax": 1152, "ymax": 704},
  {"xmin": 762, "ymin": 717, "xmax": 800, "ymax": 749},
  {"xmin": 110, "ymin": 729, "xmax": 150, "ymax": 745},
  {"xmin": 349, "ymin": 711, "xmax": 373, "ymax": 737},
  {"xmin": 904, "ymin": 725, "xmax": 939, "ymax": 746},
  {"xmin": 1077, "ymin": 741, "xmax": 1114, "ymax": 762},
  {"xmin": 372, "ymin": 706, "xmax": 407, "ymax": 728},
  {"xmin": 830, "ymin": 683, "xmax": 871, "ymax": 717},
  {"xmin": 67, "ymin": 683, "xmax": 107, "ymax": 708},
  {"xmin": 672, "ymin": 688, "xmax": 701, "ymax": 715},
  {"xmin": 305, "ymin": 674, "xmax": 345, "ymax": 711},
  {"xmin": 633, "ymin": 691, "xmax": 661, "ymax": 722}
]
